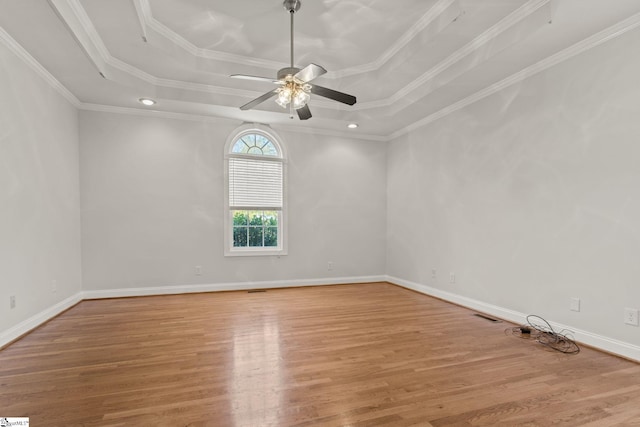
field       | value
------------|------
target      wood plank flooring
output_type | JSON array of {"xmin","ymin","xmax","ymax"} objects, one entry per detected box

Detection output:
[{"xmin": 1, "ymin": 282, "xmax": 640, "ymax": 426}]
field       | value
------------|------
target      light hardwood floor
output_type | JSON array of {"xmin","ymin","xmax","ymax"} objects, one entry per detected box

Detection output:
[{"xmin": 1, "ymin": 282, "xmax": 639, "ymax": 426}]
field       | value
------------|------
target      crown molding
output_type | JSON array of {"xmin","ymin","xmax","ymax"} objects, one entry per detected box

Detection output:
[
  {"xmin": 80, "ymin": 102, "xmax": 231, "ymax": 124},
  {"xmin": 106, "ymin": 55, "xmax": 261, "ymax": 99},
  {"xmin": 328, "ymin": 0, "xmax": 461, "ymax": 78},
  {"xmin": 4, "ymin": 5, "xmax": 640, "ymax": 142},
  {"xmin": 353, "ymin": 0, "xmax": 554, "ymax": 111},
  {"xmin": 52, "ymin": 0, "xmax": 552, "ymax": 114},
  {"xmin": 0, "ymin": 25, "xmax": 80, "ymax": 107},
  {"xmin": 47, "ymin": 0, "xmax": 110, "ymax": 78},
  {"xmin": 388, "ymin": 11, "xmax": 640, "ymax": 140},
  {"xmin": 79, "ymin": 103, "xmax": 386, "ymax": 142},
  {"xmin": 132, "ymin": 0, "xmax": 461, "ymax": 79},
  {"xmin": 106, "ymin": 55, "xmax": 342, "ymax": 109},
  {"xmin": 131, "ymin": 0, "xmax": 149, "ymax": 42},
  {"xmin": 48, "ymin": 1, "xmax": 276, "ymax": 99},
  {"xmin": 67, "ymin": 0, "xmax": 110, "ymax": 60},
  {"xmin": 50, "ymin": 0, "xmax": 340, "ymax": 106},
  {"xmin": 132, "ymin": 0, "xmax": 285, "ymax": 70},
  {"xmin": 270, "ymin": 123, "xmax": 387, "ymax": 143},
  {"xmin": 387, "ymin": 0, "xmax": 553, "ymax": 108}
]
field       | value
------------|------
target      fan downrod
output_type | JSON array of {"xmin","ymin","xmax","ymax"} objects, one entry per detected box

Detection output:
[{"xmin": 283, "ymin": 0, "xmax": 301, "ymax": 13}]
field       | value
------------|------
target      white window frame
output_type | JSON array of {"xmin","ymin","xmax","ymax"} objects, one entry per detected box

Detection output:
[{"xmin": 224, "ymin": 124, "xmax": 287, "ymax": 257}]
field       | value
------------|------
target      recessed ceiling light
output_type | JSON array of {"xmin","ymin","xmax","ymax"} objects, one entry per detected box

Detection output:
[
  {"xmin": 347, "ymin": 123, "xmax": 358, "ymax": 129},
  {"xmin": 138, "ymin": 98, "xmax": 156, "ymax": 106}
]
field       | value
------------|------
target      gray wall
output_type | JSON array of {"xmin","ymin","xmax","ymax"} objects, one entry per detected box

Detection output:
[
  {"xmin": 0, "ymin": 38, "xmax": 82, "ymax": 337},
  {"xmin": 79, "ymin": 111, "xmax": 387, "ymax": 291},
  {"xmin": 387, "ymin": 27, "xmax": 640, "ymax": 346}
]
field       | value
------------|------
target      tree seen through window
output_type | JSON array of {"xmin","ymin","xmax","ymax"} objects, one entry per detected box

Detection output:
[{"xmin": 233, "ymin": 210, "xmax": 278, "ymax": 247}]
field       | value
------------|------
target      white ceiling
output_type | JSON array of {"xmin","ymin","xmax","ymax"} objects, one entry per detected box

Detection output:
[{"xmin": 1, "ymin": 0, "xmax": 640, "ymax": 140}]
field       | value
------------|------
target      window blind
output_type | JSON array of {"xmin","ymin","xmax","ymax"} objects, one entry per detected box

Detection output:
[{"xmin": 229, "ymin": 157, "xmax": 283, "ymax": 210}]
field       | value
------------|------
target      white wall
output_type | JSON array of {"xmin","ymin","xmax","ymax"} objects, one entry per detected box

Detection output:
[
  {"xmin": 79, "ymin": 111, "xmax": 387, "ymax": 293},
  {"xmin": 0, "ymin": 38, "xmax": 82, "ymax": 341},
  {"xmin": 387, "ymin": 27, "xmax": 640, "ymax": 351}
]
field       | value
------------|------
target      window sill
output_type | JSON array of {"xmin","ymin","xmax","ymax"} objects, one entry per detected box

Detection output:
[{"xmin": 224, "ymin": 248, "xmax": 288, "ymax": 257}]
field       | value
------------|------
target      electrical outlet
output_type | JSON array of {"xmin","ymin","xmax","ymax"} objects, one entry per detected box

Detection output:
[
  {"xmin": 195, "ymin": 266, "xmax": 202, "ymax": 276},
  {"xmin": 449, "ymin": 272, "xmax": 456, "ymax": 284},
  {"xmin": 624, "ymin": 308, "xmax": 639, "ymax": 326},
  {"xmin": 52, "ymin": 280, "xmax": 58, "ymax": 293},
  {"xmin": 431, "ymin": 269, "xmax": 437, "ymax": 279},
  {"xmin": 570, "ymin": 297, "xmax": 580, "ymax": 312},
  {"xmin": 327, "ymin": 261, "xmax": 334, "ymax": 271},
  {"xmin": 10, "ymin": 295, "xmax": 16, "ymax": 309}
]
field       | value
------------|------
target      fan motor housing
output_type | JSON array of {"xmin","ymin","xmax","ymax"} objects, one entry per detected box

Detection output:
[{"xmin": 277, "ymin": 67, "xmax": 300, "ymax": 81}]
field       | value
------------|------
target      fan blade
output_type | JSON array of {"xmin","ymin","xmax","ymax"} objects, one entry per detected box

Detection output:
[
  {"xmin": 294, "ymin": 63, "xmax": 327, "ymax": 83},
  {"xmin": 297, "ymin": 104, "xmax": 312, "ymax": 120},
  {"xmin": 231, "ymin": 74, "xmax": 280, "ymax": 84},
  {"xmin": 310, "ymin": 85, "xmax": 356, "ymax": 105},
  {"xmin": 240, "ymin": 89, "xmax": 278, "ymax": 110}
]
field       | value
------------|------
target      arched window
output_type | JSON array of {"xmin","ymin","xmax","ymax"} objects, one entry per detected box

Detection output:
[{"xmin": 224, "ymin": 125, "xmax": 287, "ymax": 256}]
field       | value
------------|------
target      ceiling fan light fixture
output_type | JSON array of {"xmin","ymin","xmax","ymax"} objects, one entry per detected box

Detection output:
[
  {"xmin": 275, "ymin": 81, "xmax": 311, "ymax": 110},
  {"xmin": 347, "ymin": 123, "xmax": 359, "ymax": 129},
  {"xmin": 292, "ymin": 87, "xmax": 310, "ymax": 109},
  {"xmin": 276, "ymin": 85, "xmax": 293, "ymax": 108},
  {"xmin": 233, "ymin": 0, "xmax": 356, "ymax": 119}
]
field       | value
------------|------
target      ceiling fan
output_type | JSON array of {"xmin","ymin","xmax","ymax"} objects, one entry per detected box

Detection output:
[{"xmin": 231, "ymin": 0, "xmax": 356, "ymax": 120}]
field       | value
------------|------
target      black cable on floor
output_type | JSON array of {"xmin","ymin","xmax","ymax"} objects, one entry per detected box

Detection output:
[{"xmin": 505, "ymin": 314, "xmax": 580, "ymax": 355}]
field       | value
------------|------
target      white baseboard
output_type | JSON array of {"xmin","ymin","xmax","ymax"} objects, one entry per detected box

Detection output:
[
  {"xmin": 5, "ymin": 276, "xmax": 638, "ymax": 363},
  {"xmin": 1, "ymin": 276, "xmax": 385, "ymax": 349},
  {"xmin": 1, "ymin": 293, "xmax": 83, "ymax": 349},
  {"xmin": 81, "ymin": 275, "xmax": 387, "ymax": 300},
  {"xmin": 386, "ymin": 275, "xmax": 640, "ymax": 363}
]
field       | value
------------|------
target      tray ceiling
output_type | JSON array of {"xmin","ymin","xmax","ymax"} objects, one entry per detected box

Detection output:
[{"xmin": 1, "ymin": 0, "xmax": 640, "ymax": 140}]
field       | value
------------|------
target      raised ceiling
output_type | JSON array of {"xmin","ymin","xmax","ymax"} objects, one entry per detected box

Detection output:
[{"xmin": 1, "ymin": 0, "xmax": 640, "ymax": 140}]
